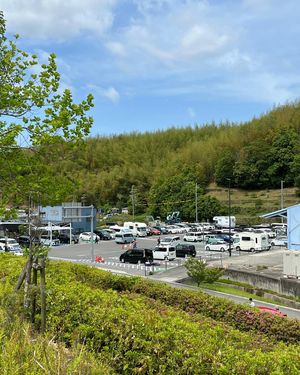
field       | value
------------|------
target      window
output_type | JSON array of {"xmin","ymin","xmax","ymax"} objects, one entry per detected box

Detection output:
[
  {"xmin": 242, "ymin": 237, "xmax": 251, "ymax": 241},
  {"xmin": 155, "ymin": 247, "xmax": 168, "ymax": 252}
]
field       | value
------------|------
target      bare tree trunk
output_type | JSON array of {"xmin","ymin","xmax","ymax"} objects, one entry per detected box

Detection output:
[
  {"xmin": 24, "ymin": 253, "xmax": 33, "ymax": 312},
  {"xmin": 40, "ymin": 257, "xmax": 46, "ymax": 333},
  {"xmin": 31, "ymin": 266, "xmax": 38, "ymax": 323},
  {"xmin": 14, "ymin": 261, "xmax": 28, "ymax": 291}
]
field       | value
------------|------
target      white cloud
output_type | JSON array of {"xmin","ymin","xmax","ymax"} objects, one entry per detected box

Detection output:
[
  {"xmin": 1, "ymin": 0, "xmax": 118, "ymax": 40},
  {"xmin": 187, "ymin": 107, "xmax": 196, "ymax": 118},
  {"xmin": 87, "ymin": 84, "xmax": 120, "ymax": 103},
  {"xmin": 103, "ymin": 87, "xmax": 120, "ymax": 103},
  {"xmin": 3, "ymin": 0, "xmax": 300, "ymax": 109}
]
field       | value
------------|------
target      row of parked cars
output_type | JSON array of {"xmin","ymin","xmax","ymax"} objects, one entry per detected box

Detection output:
[{"xmin": 119, "ymin": 242, "xmax": 197, "ymax": 264}]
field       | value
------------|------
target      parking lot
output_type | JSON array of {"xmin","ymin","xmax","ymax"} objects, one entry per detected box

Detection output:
[{"xmin": 48, "ymin": 234, "xmax": 247, "ymax": 277}]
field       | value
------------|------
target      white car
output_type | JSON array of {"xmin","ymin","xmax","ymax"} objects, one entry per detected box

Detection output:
[
  {"xmin": 205, "ymin": 242, "xmax": 229, "ymax": 252},
  {"xmin": 166, "ymin": 225, "xmax": 181, "ymax": 234},
  {"xmin": 0, "ymin": 238, "xmax": 22, "ymax": 252},
  {"xmin": 40, "ymin": 236, "xmax": 60, "ymax": 246},
  {"xmin": 79, "ymin": 232, "xmax": 100, "ymax": 242},
  {"xmin": 271, "ymin": 237, "xmax": 287, "ymax": 247},
  {"xmin": 160, "ymin": 236, "xmax": 180, "ymax": 246},
  {"xmin": 183, "ymin": 232, "xmax": 203, "ymax": 242}
]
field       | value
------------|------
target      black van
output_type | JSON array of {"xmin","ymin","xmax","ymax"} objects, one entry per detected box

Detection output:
[
  {"xmin": 175, "ymin": 243, "xmax": 196, "ymax": 258},
  {"xmin": 119, "ymin": 248, "xmax": 154, "ymax": 264}
]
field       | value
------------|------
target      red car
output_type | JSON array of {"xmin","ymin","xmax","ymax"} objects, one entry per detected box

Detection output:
[
  {"xmin": 257, "ymin": 306, "xmax": 287, "ymax": 317},
  {"xmin": 150, "ymin": 227, "xmax": 161, "ymax": 235}
]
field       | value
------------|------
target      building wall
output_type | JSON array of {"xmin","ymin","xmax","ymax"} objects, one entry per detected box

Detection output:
[
  {"xmin": 39, "ymin": 204, "xmax": 97, "ymax": 233},
  {"xmin": 288, "ymin": 205, "xmax": 300, "ymax": 251}
]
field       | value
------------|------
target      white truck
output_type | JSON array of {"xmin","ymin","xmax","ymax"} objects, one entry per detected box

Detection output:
[
  {"xmin": 123, "ymin": 222, "xmax": 147, "ymax": 237},
  {"xmin": 213, "ymin": 216, "xmax": 236, "ymax": 229},
  {"xmin": 233, "ymin": 232, "xmax": 270, "ymax": 252}
]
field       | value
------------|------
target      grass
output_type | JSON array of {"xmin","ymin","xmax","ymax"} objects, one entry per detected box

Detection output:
[
  {"xmin": 206, "ymin": 183, "xmax": 300, "ymax": 223},
  {"xmin": 182, "ymin": 278, "xmax": 293, "ymax": 307}
]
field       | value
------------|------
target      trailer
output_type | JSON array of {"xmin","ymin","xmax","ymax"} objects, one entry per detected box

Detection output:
[
  {"xmin": 123, "ymin": 222, "xmax": 147, "ymax": 237},
  {"xmin": 233, "ymin": 231, "xmax": 271, "ymax": 252},
  {"xmin": 213, "ymin": 216, "xmax": 236, "ymax": 229}
]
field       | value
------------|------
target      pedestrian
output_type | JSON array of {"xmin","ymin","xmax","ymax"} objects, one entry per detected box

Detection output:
[
  {"xmin": 132, "ymin": 239, "xmax": 137, "ymax": 248},
  {"xmin": 157, "ymin": 237, "xmax": 161, "ymax": 245},
  {"xmin": 249, "ymin": 297, "xmax": 255, "ymax": 307}
]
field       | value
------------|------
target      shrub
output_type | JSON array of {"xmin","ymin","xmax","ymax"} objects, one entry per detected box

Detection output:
[{"xmin": 184, "ymin": 258, "xmax": 224, "ymax": 285}]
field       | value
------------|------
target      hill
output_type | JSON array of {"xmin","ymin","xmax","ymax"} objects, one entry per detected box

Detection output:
[
  {"xmin": 207, "ymin": 183, "xmax": 299, "ymax": 224},
  {"xmin": 3, "ymin": 101, "xmax": 300, "ymax": 223}
]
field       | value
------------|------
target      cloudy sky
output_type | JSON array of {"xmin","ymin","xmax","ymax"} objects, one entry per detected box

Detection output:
[{"xmin": 2, "ymin": 0, "xmax": 300, "ymax": 136}]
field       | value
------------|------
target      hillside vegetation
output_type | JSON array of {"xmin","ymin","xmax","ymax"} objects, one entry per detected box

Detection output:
[
  {"xmin": 3, "ymin": 102, "xmax": 300, "ymax": 222},
  {"xmin": 1, "ymin": 255, "xmax": 300, "ymax": 374}
]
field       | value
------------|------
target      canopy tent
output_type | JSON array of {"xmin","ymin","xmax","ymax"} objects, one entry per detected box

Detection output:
[{"xmin": 36, "ymin": 223, "xmax": 73, "ymax": 245}]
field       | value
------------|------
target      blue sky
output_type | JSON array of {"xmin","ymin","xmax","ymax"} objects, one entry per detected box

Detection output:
[{"xmin": 2, "ymin": 0, "xmax": 300, "ymax": 136}]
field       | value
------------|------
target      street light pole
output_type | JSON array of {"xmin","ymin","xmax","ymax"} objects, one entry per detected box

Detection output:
[{"xmin": 281, "ymin": 180, "xmax": 284, "ymax": 223}]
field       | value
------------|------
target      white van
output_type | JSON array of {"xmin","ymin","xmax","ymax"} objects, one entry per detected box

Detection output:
[
  {"xmin": 153, "ymin": 245, "xmax": 176, "ymax": 261},
  {"xmin": 233, "ymin": 232, "xmax": 270, "ymax": 252},
  {"xmin": 115, "ymin": 232, "xmax": 135, "ymax": 244}
]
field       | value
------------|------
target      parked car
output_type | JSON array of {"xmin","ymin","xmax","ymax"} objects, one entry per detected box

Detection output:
[
  {"xmin": 115, "ymin": 232, "xmax": 135, "ymax": 244},
  {"xmin": 183, "ymin": 232, "xmax": 203, "ymax": 242},
  {"xmin": 271, "ymin": 237, "xmax": 288, "ymax": 247},
  {"xmin": 79, "ymin": 232, "xmax": 100, "ymax": 242},
  {"xmin": 103, "ymin": 228, "xmax": 116, "ymax": 239},
  {"xmin": 153, "ymin": 245, "xmax": 176, "ymax": 261},
  {"xmin": 119, "ymin": 248, "xmax": 153, "ymax": 264},
  {"xmin": 175, "ymin": 243, "xmax": 196, "ymax": 258},
  {"xmin": 0, "ymin": 238, "xmax": 22, "ymax": 253},
  {"xmin": 57, "ymin": 233, "xmax": 79, "ymax": 244},
  {"xmin": 257, "ymin": 306, "xmax": 287, "ymax": 317},
  {"xmin": 149, "ymin": 227, "xmax": 161, "ymax": 235},
  {"xmin": 17, "ymin": 235, "xmax": 40, "ymax": 247},
  {"xmin": 205, "ymin": 234, "xmax": 226, "ymax": 245},
  {"xmin": 205, "ymin": 242, "xmax": 229, "ymax": 252},
  {"xmin": 160, "ymin": 236, "xmax": 180, "ymax": 246},
  {"xmin": 40, "ymin": 235, "xmax": 60, "ymax": 246},
  {"xmin": 153, "ymin": 225, "xmax": 169, "ymax": 234},
  {"xmin": 94, "ymin": 229, "xmax": 112, "ymax": 241}
]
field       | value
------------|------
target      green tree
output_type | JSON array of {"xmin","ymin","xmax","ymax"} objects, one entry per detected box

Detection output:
[
  {"xmin": 184, "ymin": 258, "xmax": 224, "ymax": 286},
  {"xmin": 266, "ymin": 128, "xmax": 299, "ymax": 187},
  {"xmin": 0, "ymin": 12, "xmax": 94, "ymax": 331},
  {"xmin": 198, "ymin": 195, "xmax": 223, "ymax": 221},
  {"xmin": 0, "ymin": 11, "xmax": 94, "ymax": 204},
  {"xmin": 215, "ymin": 151, "xmax": 236, "ymax": 187}
]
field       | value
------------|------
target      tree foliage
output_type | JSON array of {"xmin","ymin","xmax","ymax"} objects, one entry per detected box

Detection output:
[
  {"xmin": 184, "ymin": 258, "xmax": 224, "ymax": 286},
  {"xmin": 0, "ymin": 12, "xmax": 94, "ymax": 204}
]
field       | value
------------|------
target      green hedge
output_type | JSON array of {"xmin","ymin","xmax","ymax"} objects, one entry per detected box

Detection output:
[
  {"xmin": 57, "ymin": 262, "xmax": 300, "ymax": 344},
  {"xmin": 45, "ymin": 277, "xmax": 300, "ymax": 374},
  {"xmin": 1, "ymin": 255, "xmax": 300, "ymax": 374}
]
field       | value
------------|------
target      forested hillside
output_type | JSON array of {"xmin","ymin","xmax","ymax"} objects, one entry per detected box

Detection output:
[{"xmin": 4, "ymin": 102, "xmax": 300, "ymax": 221}]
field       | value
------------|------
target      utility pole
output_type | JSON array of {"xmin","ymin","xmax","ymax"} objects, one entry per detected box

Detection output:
[
  {"xmin": 227, "ymin": 178, "xmax": 232, "ymax": 257},
  {"xmin": 195, "ymin": 183, "xmax": 198, "ymax": 223},
  {"xmin": 130, "ymin": 186, "xmax": 135, "ymax": 221},
  {"xmin": 91, "ymin": 204, "xmax": 94, "ymax": 262},
  {"xmin": 281, "ymin": 180, "xmax": 284, "ymax": 223}
]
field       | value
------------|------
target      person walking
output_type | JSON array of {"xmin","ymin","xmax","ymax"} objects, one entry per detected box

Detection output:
[
  {"xmin": 132, "ymin": 239, "xmax": 137, "ymax": 248},
  {"xmin": 249, "ymin": 297, "xmax": 255, "ymax": 307},
  {"xmin": 157, "ymin": 237, "xmax": 161, "ymax": 245}
]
